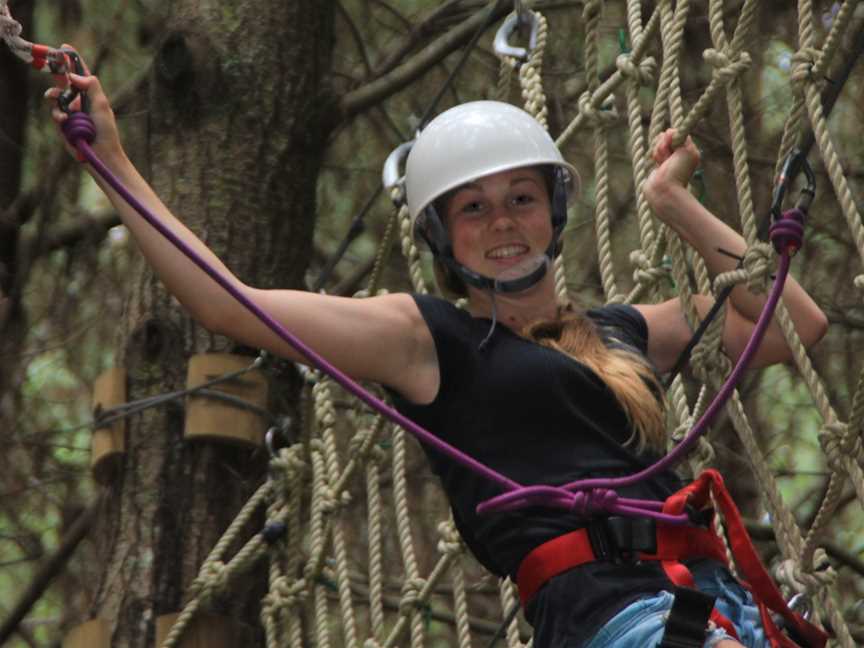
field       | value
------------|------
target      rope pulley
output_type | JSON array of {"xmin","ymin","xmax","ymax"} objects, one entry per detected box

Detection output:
[{"xmin": 493, "ymin": 7, "xmax": 540, "ymax": 61}]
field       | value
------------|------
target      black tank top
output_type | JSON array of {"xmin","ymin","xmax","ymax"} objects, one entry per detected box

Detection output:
[{"xmin": 389, "ymin": 295, "xmax": 691, "ymax": 646}]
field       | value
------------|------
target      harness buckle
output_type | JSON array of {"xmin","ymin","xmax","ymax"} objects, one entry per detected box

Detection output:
[{"xmin": 588, "ymin": 517, "xmax": 657, "ymax": 564}]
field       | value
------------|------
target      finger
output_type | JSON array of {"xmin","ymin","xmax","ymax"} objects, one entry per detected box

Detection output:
[{"xmin": 68, "ymin": 72, "xmax": 96, "ymax": 91}]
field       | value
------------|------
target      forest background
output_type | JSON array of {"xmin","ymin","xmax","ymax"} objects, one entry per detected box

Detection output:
[{"xmin": 0, "ymin": 0, "xmax": 863, "ymax": 646}]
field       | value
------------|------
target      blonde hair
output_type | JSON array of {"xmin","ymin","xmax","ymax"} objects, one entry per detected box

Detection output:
[{"xmin": 522, "ymin": 306, "xmax": 667, "ymax": 453}]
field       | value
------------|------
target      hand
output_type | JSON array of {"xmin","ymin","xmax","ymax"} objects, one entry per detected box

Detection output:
[
  {"xmin": 43, "ymin": 47, "xmax": 125, "ymax": 164},
  {"xmin": 643, "ymin": 128, "xmax": 701, "ymax": 215}
]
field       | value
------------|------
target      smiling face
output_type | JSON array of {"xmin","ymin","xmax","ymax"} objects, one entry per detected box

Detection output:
[{"xmin": 444, "ymin": 167, "xmax": 553, "ymax": 283}]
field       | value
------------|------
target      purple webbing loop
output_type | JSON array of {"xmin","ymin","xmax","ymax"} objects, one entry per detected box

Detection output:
[
  {"xmin": 769, "ymin": 208, "xmax": 805, "ymax": 255},
  {"xmin": 61, "ymin": 111, "xmax": 96, "ymax": 145}
]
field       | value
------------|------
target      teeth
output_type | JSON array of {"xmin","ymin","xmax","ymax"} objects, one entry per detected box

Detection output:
[{"xmin": 487, "ymin": 245, "xmax": 528, "ymax": 259}]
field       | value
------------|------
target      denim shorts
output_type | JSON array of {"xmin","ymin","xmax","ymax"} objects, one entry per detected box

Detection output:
[{"xmin": 582, "ymin": 563, "xmax": 770, "ymax": 648}]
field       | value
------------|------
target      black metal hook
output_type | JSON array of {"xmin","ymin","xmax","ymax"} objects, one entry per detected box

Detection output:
[
  {"xmin": 55, "ymin": 48, "xmax": 90, "ymax": 114},
  {"xmin": 770, "ymin": 148, "xmax": 816, "ymax": 220}
]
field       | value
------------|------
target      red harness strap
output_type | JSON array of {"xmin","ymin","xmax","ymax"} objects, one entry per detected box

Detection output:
[
  {"xmin": 515, "ymin": 523, "xmax": 726, "ymax": 605},
  {"xmin": 671, "ymin": 470, "xmax": 828, "ymax": 648},
  {"xmin": 514, "ymin": 470, "xmax": 829, "ymax": 648}
]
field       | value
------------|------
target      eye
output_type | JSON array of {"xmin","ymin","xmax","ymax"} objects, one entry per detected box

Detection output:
[
  {"xmin": 457, "ymin": 199, "xmax": 486, "ymax": 216},
  {"xmin": 511, "ymin": 192, "xmax": 537, "ymax": 207}
]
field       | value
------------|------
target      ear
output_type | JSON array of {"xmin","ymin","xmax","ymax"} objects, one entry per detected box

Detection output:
[{"xmin": 419, "ymin": 206, "xmax": 452, "ymax": 256}]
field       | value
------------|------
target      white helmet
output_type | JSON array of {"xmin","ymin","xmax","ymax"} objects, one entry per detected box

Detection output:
[{"xmin": 405, "ymin": 100, "xmax": 578, "ymax": 239}]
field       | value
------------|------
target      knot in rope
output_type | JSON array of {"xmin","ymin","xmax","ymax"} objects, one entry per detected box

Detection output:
[
  {"xmin": 436, "ymin": 520, "xmax": 464, "ymax": 556},
  {"xmin": 741, "ymin": 242, "xmax": 775, "ymax": 293},
  {"xmin": 62, "ymin": 112, "xmax": 97, "ymax": 148},
  {"xmin": 577, "ymin": 91, "xmax": 619, "ymax": 129},
  {"xmin": 270, "ymin": 445, "xmax": 306, "ymax": 480},
  {"xmin": 570, "ymin": 488, "xmax": 618, "ymax": 515},
  {"xmin": 790, "ymin": 47, "xmax": 821, "ymax": 88},
  {"xmin": 263, "ymin": 576, "xmax": 308, "ymax": 612},
  {"xmin": 629, "ymin": 249, "xmax": 667, "ymax": 291},
  {"xmin": 819, "ymin": 421, "xmax": 861, "ymax": 471},
  {"xmin": 703, "ymin": 48, "xmax": 752, "ymax": 84},
  {"xmin": 773, "ymin": 551, "xmax": 836, "ymax": 596},
  {"xmin": 690, "ymin": 341, "xmax": 732, "ymax": 386},
  {"xmin": 671, "ymin": 417, "xmax": 695, "ymax": 444},
  {"xmin": 714, "ymin": 243, "xmax": 773, "ymax": 295},
  {"xmin": 319, "ymin": 485, "xmax": 352, "ymax": 514},
  {"xmin": 615, "ymin": 53, "xmax": 656, "ymax": 85},
  {"xmin": 690, "ymin": 437, "xmax": 717, "ymax": 473},
  {"xmin": 399, "ymin": 578, "xmax": 428, "ymax": 616}
]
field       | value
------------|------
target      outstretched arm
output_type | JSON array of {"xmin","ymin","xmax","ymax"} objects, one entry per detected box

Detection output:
[
  {"xmin": 46, "ymin": 71, "xmax": 439, "ymax": 403},
  {"xmin": 636, "ymin": 129, "xmax": 828, "ymax": 373}
]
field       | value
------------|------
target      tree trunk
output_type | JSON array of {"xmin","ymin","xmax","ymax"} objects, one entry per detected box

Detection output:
[
  {"xmin": 88, "ymin": 1, "xmax": 335, "ymax": 645},
  {"xmin": 0, "ymin": 0, "xmax": 32, "ymax": 409}
]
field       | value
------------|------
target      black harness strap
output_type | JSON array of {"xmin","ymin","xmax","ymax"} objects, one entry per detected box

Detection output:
[{"xmin": 658, "ymin": 587, "xmax": 717, "ymax": 648}]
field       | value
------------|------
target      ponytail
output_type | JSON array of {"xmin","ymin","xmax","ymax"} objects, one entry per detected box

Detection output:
[{"xmin": 523, "ymin": 306, "xmax": 666, "ymax": 452}]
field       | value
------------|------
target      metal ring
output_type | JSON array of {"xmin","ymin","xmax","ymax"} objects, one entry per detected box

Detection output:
[
  {"xmin": 382, "ymin": 141, "xmax": 414, "ymax": 205},
  {"xmin": 787, "ymin": 593, "xmax": 811, "ymax": 620},
  {"xmin": 493, "ymin": 11, "xmax": 539, "ymax": 61}
]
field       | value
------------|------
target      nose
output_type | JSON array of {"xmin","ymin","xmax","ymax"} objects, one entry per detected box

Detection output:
[{"xmin": 489, "ymin": 205, "xmax": 516, "ymax": 231}]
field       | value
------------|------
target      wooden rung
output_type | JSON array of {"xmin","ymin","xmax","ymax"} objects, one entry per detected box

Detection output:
[
  {"xmin": 155, "ymin": 613, "xmax": 234, "ymax": 648},
  {"xmin": 184, "ymin": 353, "xmax": 268, "ymax": 446},
  {"xmin": 63, "ymin": 618, "xmax": 110, "ymax": 648},
  {"xmin": 91, "ymin": 367, "xmax": 127, "ymax": 483}
]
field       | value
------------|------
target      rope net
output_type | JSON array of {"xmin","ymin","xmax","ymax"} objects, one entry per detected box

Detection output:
[{"xmin": 158, "ymin": 1, "xmax": 863, "ymax": 646}]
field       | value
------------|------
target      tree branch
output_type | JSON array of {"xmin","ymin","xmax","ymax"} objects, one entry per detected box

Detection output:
[
  {"xmin": 23, "ymin": 210, "xmax": 121, "ymax": 258},
  {"xmin": 337, "ymin": 0, "xmax": 509, "ymax": 122},
  {"xmin": 0, "ymin": 495, "xmax": 104, "ymax": 646}
]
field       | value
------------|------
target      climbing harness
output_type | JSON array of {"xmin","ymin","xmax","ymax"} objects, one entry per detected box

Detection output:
[{"xmin": 515, "ymin": 470, "xmax": 828, "ymax": 647}]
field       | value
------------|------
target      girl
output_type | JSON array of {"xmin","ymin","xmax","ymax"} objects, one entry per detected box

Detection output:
[{"xmin": 48, "ymin": 74, "xmax": 827, "ymax": 647}]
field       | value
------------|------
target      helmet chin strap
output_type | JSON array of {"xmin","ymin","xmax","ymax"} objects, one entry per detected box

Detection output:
[{"xmin": 438, "ymin": 238, "xmax": 556, "ymax": 294}]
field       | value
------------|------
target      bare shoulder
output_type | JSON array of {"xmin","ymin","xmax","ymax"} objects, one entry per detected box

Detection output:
[
  {"xmin": 226, "ymin": 289, "xmax": 438, "ymax": 399},
  {"xmin": 303, "ymin": 291, "xmax": 439, "ymax": 402}
]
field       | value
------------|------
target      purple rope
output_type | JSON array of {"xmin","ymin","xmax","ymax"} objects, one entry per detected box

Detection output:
[
  {"xmin": 62, "ymin": 112, "xmax": 520, "ymax": 493},
  {"xmin": 63, "ymin": 112, "xmax": 802, "ymax": 525}
]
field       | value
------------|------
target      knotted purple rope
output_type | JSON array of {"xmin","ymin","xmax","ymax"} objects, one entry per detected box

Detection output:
[
  {"xmin": 63, "ymin": 111, "xmax": 803, "ymax": 525},
  {"xmin": 62, "ymin": 111, "xmax": 97, "ymax": 145}
]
